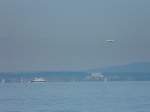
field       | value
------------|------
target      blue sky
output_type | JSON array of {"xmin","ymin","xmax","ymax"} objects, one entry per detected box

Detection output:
[{"xmin": 0, "ymin": 0, "xmax": 150, "ymax": 71}]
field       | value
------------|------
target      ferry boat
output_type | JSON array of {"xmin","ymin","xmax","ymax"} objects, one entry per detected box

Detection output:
[
  {"xmin": 31, "ymin": 77, "xmax": 47, "ymax": 83},
  {"xmin": 86, "ymin": 73, "xmax": 105, "ymax": 81}
]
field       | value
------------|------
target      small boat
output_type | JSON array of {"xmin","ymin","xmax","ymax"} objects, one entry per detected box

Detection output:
[{"xmin": 31, "ymin": 77, "xmax": 47, "ymax": 83}]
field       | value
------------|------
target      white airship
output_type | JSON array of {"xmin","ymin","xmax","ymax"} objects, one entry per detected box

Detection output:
[{"xmin": 105, "ymin": 40, "xmax": 115, "ymax": 43}]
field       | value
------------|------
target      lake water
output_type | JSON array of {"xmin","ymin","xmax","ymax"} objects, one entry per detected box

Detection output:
[{"xmin": 0, "ymin": 82, "xmax": 150, "ymax": 112}]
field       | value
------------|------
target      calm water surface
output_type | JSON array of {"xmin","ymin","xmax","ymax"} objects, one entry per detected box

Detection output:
[{"xmin": 0, "ymin": 82, "xmax": 150, "ymax": 112}]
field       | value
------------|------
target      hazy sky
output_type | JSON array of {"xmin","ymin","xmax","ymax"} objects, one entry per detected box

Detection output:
[{"xmin": 0, "ymin": 0, "xmax": 150, "ymax": 71}]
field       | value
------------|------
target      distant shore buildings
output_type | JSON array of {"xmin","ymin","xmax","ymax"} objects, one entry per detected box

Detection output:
[{"xmin": 86, "ymin": 72, "xmax": 106, "ymax": 81}]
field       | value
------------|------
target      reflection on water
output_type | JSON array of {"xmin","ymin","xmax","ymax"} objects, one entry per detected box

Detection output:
[{"xmin": 0, "ymin": 82, "xmax": 150, "ymax": 112}]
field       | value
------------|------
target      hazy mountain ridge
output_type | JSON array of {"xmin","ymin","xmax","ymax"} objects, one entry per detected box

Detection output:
[
  {"xmin": 90, "ymin": 62, "xmax": 150, "ymax": 73},
  {"xmin": 87, "ymin": 62, "xmax": 150, "ymax": 81},
  {"xmin": 0, "ymin": 62, "xmax": 150, "ymax": 82}
]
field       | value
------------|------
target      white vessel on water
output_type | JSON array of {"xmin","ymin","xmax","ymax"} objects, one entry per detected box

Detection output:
[
  {"xmin": 86, "ymin": 73, "xmax": 105, "ymax": 81},
  {"xmin": 31, "ymin": 77, "xmax": 47, "ymax": 83}
]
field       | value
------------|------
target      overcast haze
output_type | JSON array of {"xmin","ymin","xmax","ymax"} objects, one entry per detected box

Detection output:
[{"xmin": 0, "ymin": 0, "xmax": 150, "ymax": 72}]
